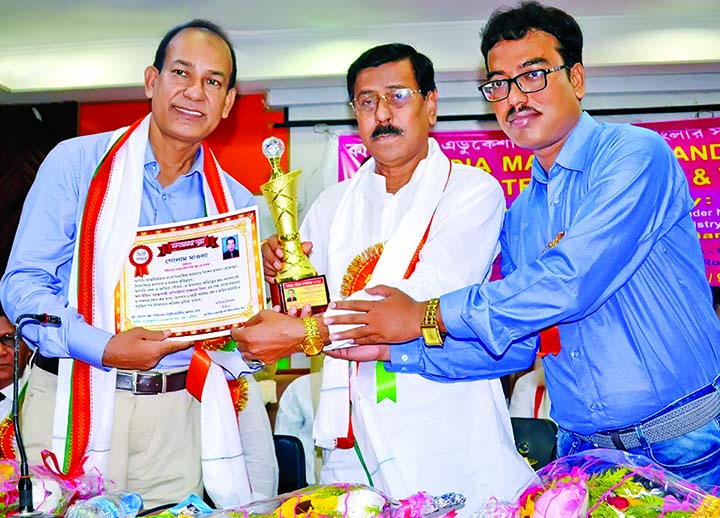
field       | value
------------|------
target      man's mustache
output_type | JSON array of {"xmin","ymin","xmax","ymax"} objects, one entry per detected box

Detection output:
[
  {"xmin": 506, "ymin": 104, "xmax": 540, "ymax": 122},
  {"xmin": 371, "ymin": 125, "xmax": 403, "ymax": 139}
]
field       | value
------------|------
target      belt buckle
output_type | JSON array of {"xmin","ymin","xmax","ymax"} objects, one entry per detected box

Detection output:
[{"xmin": 131, "ymin": 371, "xmax": 167, "ymax": 394}]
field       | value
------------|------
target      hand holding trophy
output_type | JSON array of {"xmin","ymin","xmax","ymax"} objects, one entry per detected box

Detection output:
[{"xmin": 261, "ymin": 136, "xmax": 329, "ymax": 314}]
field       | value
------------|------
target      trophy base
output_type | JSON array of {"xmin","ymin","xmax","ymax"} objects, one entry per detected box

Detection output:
[{"xmin": 270, "ymin": 275, "xmax": 329, "ymax": 314}]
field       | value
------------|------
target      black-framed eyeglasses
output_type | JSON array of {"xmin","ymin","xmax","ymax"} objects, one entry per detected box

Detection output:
[
  {"xmin": 350, "ymin": 87, "xmax": 422, "ymax": 114},
  {"xmin": 0, "ymin": 333, "xmax": 14, "ymax": 349},
  {"xmin": 478, "ymin": 65, "xmax": 569, "ymax": 102}
]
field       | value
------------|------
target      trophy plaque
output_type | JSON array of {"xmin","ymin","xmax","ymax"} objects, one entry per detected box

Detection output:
[{"xmin": 261, "ymin": 137, "xmax": 329, "ymax": 314}]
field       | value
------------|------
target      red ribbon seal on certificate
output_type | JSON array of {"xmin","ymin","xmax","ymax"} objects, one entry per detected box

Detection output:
[{"xmin": 129, "ymin": 244, "xmax": 153, "ymax": 277}]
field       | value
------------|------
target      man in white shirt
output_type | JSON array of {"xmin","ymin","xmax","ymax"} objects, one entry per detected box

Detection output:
[{"xmin": 233, "ymin": 43, "xmax": 536, "ymax": 515}]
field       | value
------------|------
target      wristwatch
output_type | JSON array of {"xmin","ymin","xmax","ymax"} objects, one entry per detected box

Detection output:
[
  {"xmin": 421, "ymin": 298, "xmax": 444, "ymax": 347},
  {"xmin": 300, "ymin": 316, "xmax": 324, "ymax": 356}
]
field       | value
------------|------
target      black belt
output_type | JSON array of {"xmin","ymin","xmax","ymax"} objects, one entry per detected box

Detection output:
[
  {"xmin": 33, "ymin": 353, "xmax": 187, "ymax": 395},
  {"xmin": 581, "ymin": 384, "xmax": 720, "ymax": 450}
]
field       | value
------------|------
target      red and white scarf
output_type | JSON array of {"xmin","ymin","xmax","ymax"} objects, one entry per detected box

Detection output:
[{"xmin": 313, "ymin": 139, "xmax": 452, "ymax": 451}]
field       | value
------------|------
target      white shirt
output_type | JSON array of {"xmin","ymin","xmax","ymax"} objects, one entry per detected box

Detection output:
[{"xmin": 0, "ymin": 371, "xmax": 28, "ymax": 421}]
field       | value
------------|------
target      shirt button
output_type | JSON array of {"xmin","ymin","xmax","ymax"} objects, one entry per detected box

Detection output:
[
  {"xmin": 571, "ymin": 350, "xmax": 580, "ymax": 359},
  {"xmin": 401, "ymin": 354, "xmax": 409, "ymax": 362},
  {"xmin": 590, "ymin": 403, "xmax": 600, "ymax": 412},
  {"xmin": 162, "ymin": 194, "xmax": 168, "ymax": 201}
]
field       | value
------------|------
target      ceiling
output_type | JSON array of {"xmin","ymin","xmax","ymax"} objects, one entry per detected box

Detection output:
[{"xmin": 2, "ymin": 0, "xmax": 720, "ymax": 105}]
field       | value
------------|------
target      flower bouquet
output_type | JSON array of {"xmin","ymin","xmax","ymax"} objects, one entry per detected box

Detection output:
[
  {"xmin": 198, "ymin": 483, "xmax": 465, "ymax": 518},
  {"xmin": 0, "ymin": 457, "xmax": 104, "ymax": 515},
  {"xmin": 480, "ymin": 448, "xmax": 720, "ymax": 517}
]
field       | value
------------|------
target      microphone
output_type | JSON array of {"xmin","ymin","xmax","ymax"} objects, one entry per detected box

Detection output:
[
  {"xmin": 14, "ymin": 313, "xmax": 62, "ymax": 516},
  {"xmin": 16, "ymin": 313, "xmax": 61, "ymax": 326}
]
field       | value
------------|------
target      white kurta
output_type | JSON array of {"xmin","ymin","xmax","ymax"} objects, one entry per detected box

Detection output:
[
  {"xmin": 302, "ymin": 139, "xmax": 537, "ymax": 516},
  {"xmin": 0, "ymin": 371, "xmax": 28, "ymax": 422}
]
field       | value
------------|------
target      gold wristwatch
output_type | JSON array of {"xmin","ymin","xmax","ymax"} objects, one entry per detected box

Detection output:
[
  {"xmin": 301, "ymin": 316, "xmax": 324, "ymax": 356},
  {"xmin": 421, "ymin": 298, "xmax": 444, "ymax": 347}
]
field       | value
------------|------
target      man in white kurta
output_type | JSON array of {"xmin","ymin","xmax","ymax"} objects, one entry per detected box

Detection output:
[
  {"xmin": 233, "ymin": 43, "xmax": 536, "ymax": 515},
  {"xmin": 304, "ymin": 138, "xmax": 536, "ymax": 515}
]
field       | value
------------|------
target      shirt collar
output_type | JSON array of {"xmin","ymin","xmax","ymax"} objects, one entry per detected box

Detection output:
[
  {"xmin": 144, "ymin": 144, "xmax": 204, "ymax": 180},
  {"xmin": 531, "ymin": 111, "xmax": 598, "ymax": 182}
]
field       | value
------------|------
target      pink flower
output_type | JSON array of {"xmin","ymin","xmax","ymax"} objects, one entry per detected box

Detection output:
[
  {"xmin": 533, "ymin": 480, "xmax": 588, "ymax": 518},
  {"xmin": 605, "ymin": 495, "xmax": 630, "ymax": 510}
]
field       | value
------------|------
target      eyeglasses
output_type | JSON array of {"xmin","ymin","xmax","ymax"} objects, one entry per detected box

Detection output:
[
  {"xmin": 478, "ymin": 65, "xmax": 569, "ymax": 102},
  {"xmin": 0, "ymin": 333, "xmax": 14, "ymax": 349},
  {"xmin": 350, "ymin": 88, "xmax": 422, "ymax": 114}
]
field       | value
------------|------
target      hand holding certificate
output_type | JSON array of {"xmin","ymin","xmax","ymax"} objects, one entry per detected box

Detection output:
[{"xmin": 116, "ymin": 206, "xmax": 266, "ymax": 348}]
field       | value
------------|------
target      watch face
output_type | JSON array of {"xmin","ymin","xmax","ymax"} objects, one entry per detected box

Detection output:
[{"xmin": 422, "ymin": 327, "xmax": 443, "ymax": 347}]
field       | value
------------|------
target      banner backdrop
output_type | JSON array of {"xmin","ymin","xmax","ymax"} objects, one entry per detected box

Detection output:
[{"xmin": 338, "ymin": 117, "xmax": 720, "ymax": 285}]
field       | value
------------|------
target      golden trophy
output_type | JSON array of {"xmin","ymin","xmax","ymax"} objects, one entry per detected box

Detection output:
[{"xmin": 261, "ymin": 136, "xmax": 329, "ymax": 313}]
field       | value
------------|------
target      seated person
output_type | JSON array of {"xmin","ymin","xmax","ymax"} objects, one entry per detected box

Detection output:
[{"xmin": 0, "ymin": 307, "xmax": 31, "ymax": 458}]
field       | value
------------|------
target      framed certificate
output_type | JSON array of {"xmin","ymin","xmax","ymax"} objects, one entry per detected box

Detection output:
[{"xmin": 116, "ymin": 207, "xmax": 265, "ymax": 342}]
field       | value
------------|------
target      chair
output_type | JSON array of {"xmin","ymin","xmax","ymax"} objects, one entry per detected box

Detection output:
[
  {"xmin": 510, "ymin": 417, "xmax": 558, "ymax": 470},
  {"xmin": 274, "ymin": 434, "xmax": 308, "ymax": 494}
]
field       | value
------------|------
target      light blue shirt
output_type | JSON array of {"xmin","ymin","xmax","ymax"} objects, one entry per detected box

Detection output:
[
  {"xmin": 0, "ymin": 130, "xmax": 256, "ymax": 370},
  {"xmin": 390, "ymin": 113, "xmax": 720, "ymax": 434}
]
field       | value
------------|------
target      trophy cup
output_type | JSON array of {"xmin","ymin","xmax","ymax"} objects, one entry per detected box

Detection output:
[{"xmin": 261, "ymin": 136, "xmax": 329, "ymax": 314}]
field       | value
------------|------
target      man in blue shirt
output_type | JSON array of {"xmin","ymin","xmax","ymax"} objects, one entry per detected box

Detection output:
[
  {"xmin": 0, "ymin": 20, "xmax": 263, "ymax": 507},
  {"xmin": 325, "ymin": 1, "xmax": 720, "ymax": 488}
]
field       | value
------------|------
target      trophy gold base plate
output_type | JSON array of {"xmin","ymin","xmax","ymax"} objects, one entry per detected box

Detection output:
[{"xmin": 271, "ymin": 274, "xmax": 330, "ymax": 314}]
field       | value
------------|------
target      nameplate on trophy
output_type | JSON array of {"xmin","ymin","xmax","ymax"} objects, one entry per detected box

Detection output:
[{"xmin": 277, "ymin": 276, "xmax": 330, "ymax": 313}]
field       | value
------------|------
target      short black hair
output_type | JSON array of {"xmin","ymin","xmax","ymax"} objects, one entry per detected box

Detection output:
[
  {"xmin": 346, "ymin": 43, "xmax": 436, "ymax": 100},
  {"xmin": 227, "ymin": 236, "xmax": 236, "ymax": 244},
  {"xmin": 480, "ymin": 1, "xmax": 583, "ymax": 72},
  {"xmin": 153, "ymin": 19, "xmax": 237, "ymax": 90}
]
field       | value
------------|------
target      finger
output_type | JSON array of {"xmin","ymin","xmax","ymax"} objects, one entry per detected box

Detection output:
[
  {"xmin": 271, "ymin": 236, "xmax": 284, "ymax": 259},
  {"xmin": 324, "ymin": 348, "xmax": 349, "ymax": 360},
  {"xmin": 267, "ymin": 234, "xmax": 282, "ymax": 255},
  {"xmin": 272, "ymin": 305, "xmax": 282, "ymax": 313},
  {"xmin": 328, "ymin": 300, "xmax": 374, "ymax": 313},
  {"xmin": 301, "ymin": 241, "xmax": 313, "ymax": 256},
  {"xmin": 328, "ymin": 325, "xmax": 374, "ymax": 342},
  {"xmin": 137, "ymin": 328, "xmax": 171, "ymax": 341},
  {"xmin": 288, "ymin": 305, "xmax": 299, "ymax": 316},
  {"xmin": 262, "ymin": 236, "xmax": 284, "ymax": 272},
  {"xmin": 326, "ymin": 345, "xmax": 382, "ymax": 362},
  {"xmin": 244, "ymin": 313, "xmax": 262, "ymax": 326},
  {"xmin": 262, "ymin": 242, "xmax": 278, "ymax": 265},
  {"xmin": 162, "ymin": 339, "xmax": 194, "ymax": 354},
  {"xmin": 323, "ymin": 312, "xmax": 368, "ymax": 326},
  {"xmin": 300, "ymin": 304, "xmax": 313, "ymax": 318},
  {"xmin": 365, "ymin": 284, "xmax": 395, "ymax": 297}
]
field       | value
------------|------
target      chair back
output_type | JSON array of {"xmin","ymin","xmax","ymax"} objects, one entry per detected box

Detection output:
[
  {"xmin": 274, "ymin": 434, "xmax": 308, "ymax": 494},
  {"xmin": 510, "ymin": 417, "xmax": 558, "ymax": 470}
]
